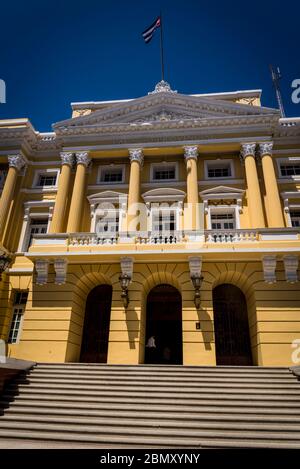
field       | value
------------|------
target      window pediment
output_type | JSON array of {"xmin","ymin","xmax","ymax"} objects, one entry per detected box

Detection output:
[
  {"xmin": 142, "ymin": 188, "xmax": 186, "ymax": 204},
  {"xmin": 200, "ymin": 186, "xmax": 245, "ymax": 214}
]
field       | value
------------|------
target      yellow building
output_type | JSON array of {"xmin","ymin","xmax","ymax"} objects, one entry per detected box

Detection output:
[{"xmin": 0, "ymin": 80, "xmax": 300, "ymax": 367}]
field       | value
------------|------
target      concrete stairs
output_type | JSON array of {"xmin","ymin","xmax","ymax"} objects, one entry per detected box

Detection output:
[{"xmin": 0, "ymin": 363, "xmax": 300, "ymax": 448}]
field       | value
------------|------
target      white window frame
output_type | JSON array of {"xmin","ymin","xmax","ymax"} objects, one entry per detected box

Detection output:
[
  {"xmin": 150, "ymin": 162, "xmax": 179, "ymax": 183},
  {"xmin": 204, "ymin": 159, "xmax": 235, "ymax": 180},
  {"xmin": 94, "ymin": 207, "xmax": 120, "ymax": 235},
  {"xmin": 32, "ymin": 169, "xmax": 60, "ymax": 189},
  {"xmin": 18, "ymin": 201, "xmax": 54, "ymax": 252},
  {"xmin": 150, "ymin": 205, "xmax": 180, "ymax": 233},
  {"xmin": 276, "ymin": 157, "xmax": 300, "ymax": 181},
  {"xmin": 207, "ymin": 205, "xmax": 240, "ymax": 230},
  {"xmin": 8, "ymin": 291, "xmax": 28, "ymax": 344},
  {"xmin": 97, "ymin": 165, "xmax": 125, "ymax": 184}
]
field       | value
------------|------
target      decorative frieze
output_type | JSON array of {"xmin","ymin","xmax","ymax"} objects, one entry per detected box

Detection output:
[
  {"xmin": 184, "ymin": 145, "xmax": 198, "ymax": 162},
  {"xmin": 54, "ymin": 258, "xmax": 68, "ymax": 285},
  {"xmin": 35, "ymin": 259, "xmax": 49, "ymax": 285},
  {"xmin": 129, "ymin": 148, "xmax": 144, "ymax": 166},
  {"xmin": 262, "ymin": 256, "xmax": 277, "ymax": 284},
  {"xmin": 283, "ymin": 255, "xmax": 299, "ymax": 283},
  {"xmin": 8, "ymin": 153, "xmax": 26, "ymax": 171}
]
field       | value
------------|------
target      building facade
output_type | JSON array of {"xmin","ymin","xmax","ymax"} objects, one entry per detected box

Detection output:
[{"xmin": 0, "ymin": 80, "xmax": 300, "ymax": 366}]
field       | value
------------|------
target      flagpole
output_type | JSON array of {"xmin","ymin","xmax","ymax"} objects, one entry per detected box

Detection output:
[{"xmin": 159, "ymin": 11, "xmax": 165, "ymax": 81}]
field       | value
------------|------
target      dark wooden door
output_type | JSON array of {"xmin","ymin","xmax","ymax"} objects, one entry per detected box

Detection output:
[
  {"xmin": 145, "ymin": 284, "xmax": 182, "ymax": 365},
  {"xmin": 80, "ymin": 285, "xmax": 112, "ymax": 363},
  {"xmin": 213, "ymin": 284, "xmax": 253, "ymax": 366}
]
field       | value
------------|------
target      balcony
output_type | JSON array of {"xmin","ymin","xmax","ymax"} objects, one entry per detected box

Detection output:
[{"xmin": 205, "ymin": 229, "xmax": 259, "ymax": 243}]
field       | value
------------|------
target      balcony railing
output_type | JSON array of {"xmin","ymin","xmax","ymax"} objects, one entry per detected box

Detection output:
[
  {"xmin": 205, "ymin": 229, "xmax": 259, "ymax": 243},
  {"xmin": 69, "ymin": 233, "xmax": 119, "ymax": 245},
  {"xmin": 136, "ymin": 231, "xmax": 184, "ymax": 244}
]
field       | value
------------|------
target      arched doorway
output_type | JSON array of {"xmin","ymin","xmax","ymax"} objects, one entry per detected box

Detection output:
[
  {"xmin": 213, "ymin": 284, "xmax": 253, "ymax": 366},
  {"xmin": 80, "ymin": 285, "xmax": 112, "ymax": 363},
  {"xmin": 145, "ymin": 284, "xmax": 182, "ymax": 365}
]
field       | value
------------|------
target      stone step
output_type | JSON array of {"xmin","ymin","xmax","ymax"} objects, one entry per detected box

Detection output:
[
  {"xmin": 4, "ymin": 405, "xmax": 300, "ymax": 423},
  {"xmin": 3, "ymin": 392, "xmax": 300, "ymax": 407},
  {"xmin": 2, "ymin": 399, "xmax": 300, "ymax": 415},
  {"xmin": 34, "ymin": 364, "xmax": 291, "ymax": 374},
  {"xmin": 0, "ymin": 428, "xmax": 299, "ymax": 449},
  {"xmin": 2, "ymin": 413, "xmax": 300, "ymax": 432},
  {"xmin": 0, "ymin": 420, "xmax": 300, "ymax": 442},
  {"xmin": 5, "ymin": 384, "xmax": 300, "ymax": 399},
  {"xmin": 18, "ymin": 376, "xmax": 299, "ymax": 387}
]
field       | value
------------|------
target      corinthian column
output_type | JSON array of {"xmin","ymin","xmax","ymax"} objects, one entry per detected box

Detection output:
[
  {"xmin": 0, "ymin": 153, "xmax": 25, "ymax": 241},
  {"xmin": 49, "ymin": 152, "xmax": 74, "ymax": 233},
  {"xmin": 259, "ymin": 142, "xmax": 285, "ymax": 227},
  {"xmin": 240, "ymin": 143, "xmax": 265, "ymax": 228},
  {"xmin": 67, "ymin": 151, "xmax": 90, "ymax": 233},
  {"xmin": 127, "ymin": 149, "xmax": 143, "ymax": 233},
  {"xmin": 184, "ymin": 146, "xmax": 199, "ymax": 232}
]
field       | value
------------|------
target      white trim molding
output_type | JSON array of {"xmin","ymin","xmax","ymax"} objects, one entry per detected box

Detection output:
[
  {"xmin": 18, "ymin": 200, "xmax": 54, "ymax": 252},
  {"xmin": 262, "ymin": 255, "xmax": 277, "ymax": 284},
  {"xmin": 199, "ymin": 185, "xmax": 245, "ymax": 215},
  {"xmin": 87, "ymin": 190, "xmax": 127, "ymax": 232},
  {"xmin": 32, "ymin": 168, "xmax": 60, "ymax": 189},
  {"xmin": 283, "ymin": 255, "xmax": 299, "ymax": 283},
  {"xmin": 276, "ymin": 157, "xmax": 300, "ymax": 182},
  {"xmin": 150, "ymin": 161, "xmax": 179, "ymax": 182}
]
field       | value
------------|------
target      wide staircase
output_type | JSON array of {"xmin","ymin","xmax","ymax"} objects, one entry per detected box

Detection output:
[{"xmin": 0, "ymin": 363, "xmax": 300, "ymax": 448}]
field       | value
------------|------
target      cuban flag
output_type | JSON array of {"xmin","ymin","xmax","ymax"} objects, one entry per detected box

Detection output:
[{"xmin": 142, "ymin": 17, "xmax": 161, "ymax": 44}]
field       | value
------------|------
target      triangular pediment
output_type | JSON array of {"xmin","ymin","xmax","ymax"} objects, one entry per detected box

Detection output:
[
  {"xmin": 200, "ymin": 186, "xmax": 245, "ymax": 200},
  {"xmin": 53, "ymin": 88, "xmax": 279, "ymax": 132}
]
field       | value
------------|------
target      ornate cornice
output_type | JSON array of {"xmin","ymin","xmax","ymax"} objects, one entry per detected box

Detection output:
[
  {"xmin": 184, "ymin": 145, "xmax": 198, "ymax": 161},
  {"xmin": 8, "ymin": 153, "xmax": 26, "ymax": 171},
  {"xmin": 75, "ymin": 151, "xmax": 90, "ymax": 167},
  {"xmin": 129, "ymin": 148, "xmax": 144, "ymax": 166},
  {"xmin": 148, "ymin": 80, "xmax": 177, "ymax": 95},
  {"xmin": 60, "ymin": 152, "xmax": 74, "ymax": 166},
  {"xmin": 240, "ymin": 143, "xmax": 256, "ymax": 161},
  {"xmin": 258, "ymin": 142, "xmax": 273, "ymax": 157}
]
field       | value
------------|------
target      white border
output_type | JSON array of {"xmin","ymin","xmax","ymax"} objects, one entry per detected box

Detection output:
[
  {"xmin": 97, "ymin": 164, "xmax": 125, "ymax": 184},
  {"xmin": 32, "ymin": 168, "xmax": 60, "ymax": 189},
  {"xmin": 204, "ymin": 159, "xmax": 235, "ymax": 180},
  {"xmin": 150, "ymin": 161, "xmax": 179, "ymax": 183}
]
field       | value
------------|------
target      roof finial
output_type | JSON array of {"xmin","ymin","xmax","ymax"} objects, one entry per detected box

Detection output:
[{"xmin": 148, "ymin": 80, "xmax": 177, "ymax": 95}]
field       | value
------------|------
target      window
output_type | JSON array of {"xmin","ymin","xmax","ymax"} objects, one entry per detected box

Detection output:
[
  {"xmin": 211, "ymin": 212, "xmax": 235, "ymax": 230},
  {"xmin": 27, "ymin": 219, "xmax": 48, "ymax": 249},
  {"xmin": 8, "ymin": 291, "xmax": 28, "ymax": 344},
  {"xmin": 152, "ymin": 211, "xmax": 176, "ymax": 233},
  {"xmin": 99, "ymin": 166, "xmax": 124, "ymax": 184},
  {"xmin": 96, "ymin": 212, "xmax": 119, "ymax": 234},
  {"xmin": 290, "ymin": 211, "xmax": 300, "ymax": 227},
  {"xmin": 280, "ymin": 164, "xmax": 300, "ymax": 177},
  {"xmin": 38, "ymin": 174, "xmax": 57, "ymax": 186},
  {"xmin": 151, "ymin": 163, "xmax": 178, "ymax": 182},
  {"xmin": 33, "ymin": 169, "xmax": 59, "ymax": 188},
  {"xmin": 205, "ymin": 160, "xmax": 233, "ymax": 179}
]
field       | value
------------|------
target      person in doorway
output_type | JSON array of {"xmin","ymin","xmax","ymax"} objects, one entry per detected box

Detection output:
[{"xmin": 145, "ymin": 335, "xmax": 157, "ymax": 363}]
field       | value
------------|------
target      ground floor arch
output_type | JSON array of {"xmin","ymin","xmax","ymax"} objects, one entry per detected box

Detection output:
[
  {"xmin": 213, "ymin": 283, "xmax": 253, "ymax": 366},
  {"xmin": 80, "ymin": 284, "xmax": 112, "ymax": 363},
  {"xmin": 145, "ymin": 284, "xmax": 182, "ymax": 365}
]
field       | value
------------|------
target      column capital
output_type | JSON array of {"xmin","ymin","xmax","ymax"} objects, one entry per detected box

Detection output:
[
  {"xmin": 75, "ymin": 151, "xmax": 90, "ymax": 167},
  {"xmin": 60, "ymin": 152, "xmax": 74, "ymax": 166},
  {"xmin": 258, "ymin": 142, "xmax": 273, "ymax": 157},
  {"xmin": 7, "ymin": 153, "xmax": 26, "ymax": 171},
  {"xmin": 240, "ymin": 143, "xmax": 256, "ymax": 161},
  {"xmin": 129, "ymin": 148, "xmax": 144, "ymax": 166},
  {"xmin": 184, "ymin": 146, "xmax": 198, "ymax": 161}
]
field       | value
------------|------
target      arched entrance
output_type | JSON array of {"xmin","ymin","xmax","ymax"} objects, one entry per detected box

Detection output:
[
  {"xmin": 145, "ymin": 284, "xmax": 182, "ymax": 364},
  {"xmin": 80, "ymin": 284, "xmax": 112, "ymax": 363},
  {"xmin": 213, "ymin": 284, "xmax": 253, "ymax": 366}
]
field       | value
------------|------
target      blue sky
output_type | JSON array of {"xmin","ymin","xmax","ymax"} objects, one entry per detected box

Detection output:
[{"xmin": 0, "ymin": 0, "xmax": 299, "ymax": 131}]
